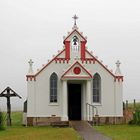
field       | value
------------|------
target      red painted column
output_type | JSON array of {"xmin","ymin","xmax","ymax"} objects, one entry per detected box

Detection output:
[
  {"xmin": 65, "ymin": 41, "xmax": 70, "ymax": 59},
  {"xmin": 81, "ymin": 41, "xmax": 86, "ymax": 60}
]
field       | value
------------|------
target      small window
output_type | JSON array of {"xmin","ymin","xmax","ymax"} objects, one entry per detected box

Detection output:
[
  {"xmin": 93, "ymin": 73, "xmax": 101, "ymax": 103},
  {"xmin": 71, "ymin": 36, "xmax": 79, "ymax": 51},
  {"xmin": 50, "ymin": 73, "xmax": 58, "ymax": 103}
]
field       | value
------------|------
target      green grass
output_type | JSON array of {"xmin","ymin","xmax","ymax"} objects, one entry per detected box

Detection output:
[
  {"xmin": 127, "ymin": 102, "xmax": 140, "ymax": 110},
  {"xmin": 0, "ymin": 126, "xmax": 81, "ymax": 140},
  {"xmin": 11, "ymin": 111, "xmax": 23, "ymax": 126},
  {"xmin": 94, "ymin": 125, "xmax": 140, "ymax": 140},
  {"xmin": 0, "ymin": 112, "xmax": 82, "ymax": 140}
]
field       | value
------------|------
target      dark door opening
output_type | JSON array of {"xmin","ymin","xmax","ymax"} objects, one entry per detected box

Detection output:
[{"xmin": 68, "ymin": 84, "xmax": 81, "ymax": 120}]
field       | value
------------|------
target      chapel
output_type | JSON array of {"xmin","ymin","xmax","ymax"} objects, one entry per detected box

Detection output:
[{"xmin": 24, "ymin": 15, "xmax": 123, "ymax": 126}]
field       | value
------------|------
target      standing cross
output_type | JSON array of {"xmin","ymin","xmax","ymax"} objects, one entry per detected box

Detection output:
[
  {"xmin": 0, "ymin": 87, "xmax": 21, "ymax": 126},
  {"xmin": 72, "ymin": 14, "xmax": 79, "ymax": 26}
]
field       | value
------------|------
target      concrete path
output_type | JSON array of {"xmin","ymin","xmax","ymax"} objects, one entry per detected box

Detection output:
[{"xmin": 70, "ymin": 121, "xmax": 112, "ymax": 140}]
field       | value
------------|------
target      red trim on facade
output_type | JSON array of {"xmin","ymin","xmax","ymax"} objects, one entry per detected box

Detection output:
[
  {"xmin": 55, "ymin": 58, "xmax": 70, "ymax": 63},
  {"xmin": 81, "ymin": 41, "xmax": 86, "ymax": 60},
  {"xmin": 63, "ymin": 29, "xmax": 87, "ymax": 43},
  {"xmin": 33, "ymin": 49, "xmax": 65, "ymax": 77},
  {"xmin": 81, "ymin": 58, "xmax": 95, "ymax": 64},
  {"xmin": 115, "ymin": 76, "xmax": 123, "ymax": 82},
  {"xmin": 26, "ymin": 75, "xmax": 36, "ymax": 81},
  {"xmin": 73, "ymin": 67, "xmax": 81, "ymax": 75},
  {"xmin": 62, "ymin": 76, "xmax": 92, "ymax": 79},
  {"xmin": 61, "ymin": 61, "xmax": 93, "ymax": 79},
  {"xmin": 65, "ymin": 41, "xmax": 70, "ymax": 59}
]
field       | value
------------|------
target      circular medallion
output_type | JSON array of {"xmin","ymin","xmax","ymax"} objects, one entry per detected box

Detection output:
[{"xmin": 73, "ymin": 67, "xmax": 81, "ymax": 75}]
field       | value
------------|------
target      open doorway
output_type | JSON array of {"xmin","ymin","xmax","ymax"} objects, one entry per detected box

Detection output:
[{"xmin": 68, "ymin": 84, "xmax": 81, "ymax": 120}]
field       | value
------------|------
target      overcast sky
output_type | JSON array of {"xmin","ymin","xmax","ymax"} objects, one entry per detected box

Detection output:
[{"xmin": 0, "ymin": 0, "xmax": 140, "ymax": 111}]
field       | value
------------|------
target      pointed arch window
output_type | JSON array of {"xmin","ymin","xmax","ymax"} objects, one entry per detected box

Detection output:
[
  {"xmin": 50, "ymin": 73, "xmax": 58, "ymax": 103},
  {"xmin": 93, "ymin": 73, "xmax": 101, "ymax": 103}
]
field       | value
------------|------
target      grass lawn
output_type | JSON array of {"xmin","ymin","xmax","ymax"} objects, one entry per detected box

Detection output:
[
  {"xmin": 0, "ymin": 112, "xmax": 82, "ymax": 140},
  {"xmin": 94, "ymin": 124, "xmax": 140, "ymax": 140}
]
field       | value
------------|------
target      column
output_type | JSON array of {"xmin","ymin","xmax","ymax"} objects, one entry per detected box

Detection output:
[
  {"xmin": 61, "ymin": 80, "xmax": 68, "ymax": 121},
  {"xmin": 86, "ymin": 80, "xmax": 92, "ymax": 121},
  {"xmin": 114, "ymin": 80, "xmax": 123, "ymax": 117}
]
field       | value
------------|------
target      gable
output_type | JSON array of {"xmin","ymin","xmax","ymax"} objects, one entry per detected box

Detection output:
[
  {"xmin": 64, "ymin": 29, "xmax": 87, "ymax": 42},
  {"xmin": 61, "ymin": 61, "xmax": 92, "ymax": 79}
]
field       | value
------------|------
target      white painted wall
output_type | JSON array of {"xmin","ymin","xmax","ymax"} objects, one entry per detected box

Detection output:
[
  {"xmin": 115, "ymin": 81, "xmax": 123, "ymax": 116},
  {"xmin": 27, "ymin": 81, "xmax": 36, "ymax": 117},
  {"xmin": 27, "ymin": 59, "xmax": 123, "ymax": 118},
  {"xmin": 27, "ymin": 30, "xmax": 123, "ymax": 119}
]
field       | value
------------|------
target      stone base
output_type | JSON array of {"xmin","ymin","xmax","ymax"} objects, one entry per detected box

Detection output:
[
  {"xmin": 93, "ymin": 117, "xmax": 124, "ymax": 125},
  {"xmin": 61, "ymin": 116, "xmax": 68, "ymax": 121},
  {"xmin": 27, "ymin": 117, "xmax": 61, "ymax": 126},
  {"xmin": 26, "ymin": 116, "xmax": 125, "ymax": 126}
]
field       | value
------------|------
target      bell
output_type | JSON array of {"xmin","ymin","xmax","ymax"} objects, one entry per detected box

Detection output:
[
  {"xmin": 73, "ymin": 36, "xmax": 78, "ymax": 45},
  {"xmin": 73, "ymin": 41, "xmax": 77, "ymax": 45}
]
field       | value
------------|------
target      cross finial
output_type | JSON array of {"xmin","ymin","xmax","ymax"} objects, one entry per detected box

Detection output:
[
  {"xmin": 115, "ymin": 60, "xmax": 122, "ymax": 76},
  {"xmin": 72, "ymin": 14, "xmax": 78, "ymax": 26},
  {"xmin": 116, "ymin": 60, "xmax": 121, "ymax": 68},
  {"xmin": 28, "ymin": 59, "xmax": 33, "ymax": 66},
  {"xmin": 28, "ymin": 59, "xmax": 34, "ymax": 75}
]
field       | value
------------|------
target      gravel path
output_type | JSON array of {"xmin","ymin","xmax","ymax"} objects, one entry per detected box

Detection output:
[{"xmin": 70, "ymin": 121, "xmax": 112, "ymax": 140}]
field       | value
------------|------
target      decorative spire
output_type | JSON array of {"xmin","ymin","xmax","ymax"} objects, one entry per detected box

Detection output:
[
  {"xmin": 72, "ymin": 14, "xmax": 79, "ymax": 30},
  {"xmin": 28, "ymin": 59, "xmax": 34, "ymax": 75},
  {"xmin": 115, "ymin": 60, "xmax": 122, "ymax": 76}
]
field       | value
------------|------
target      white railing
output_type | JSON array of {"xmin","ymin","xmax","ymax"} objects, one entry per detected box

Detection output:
[{"xmin": 86, "ymin": 103, "xmax": 98, "ymax": 121}]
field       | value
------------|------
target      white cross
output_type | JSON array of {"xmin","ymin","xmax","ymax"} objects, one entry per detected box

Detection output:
[
  {"xmin": 28, "ymin": 59, "xmax": 33, "ymax": 67},
  {"xmin": 28, "ymin": 59, "xmax": 34, "ymax": 75},
  {"xmin": 116, "ymin": 60, "xmax": 121, "ymax": 68},
  {"xmin": 72, "ymin": 14, "xmax": 78, "ymax": 25}
]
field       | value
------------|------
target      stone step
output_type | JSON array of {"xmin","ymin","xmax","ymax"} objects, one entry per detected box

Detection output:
[
  {"xmin": 51, "ymin": 121, "xmax": 69, "ymax": 127},
  {"xmin": 36, "ymin": 121, "xmax": 69, "ymax": 127}
]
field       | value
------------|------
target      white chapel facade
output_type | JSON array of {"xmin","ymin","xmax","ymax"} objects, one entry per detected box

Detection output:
[{"xmin": 25, "ymin": 16, "xmax": 123, "ymax": 125}]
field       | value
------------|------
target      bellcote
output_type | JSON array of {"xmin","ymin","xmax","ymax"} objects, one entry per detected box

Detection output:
[{"xmin": 63, "ymin": 15, "xmax": 87, "ymax": 60}]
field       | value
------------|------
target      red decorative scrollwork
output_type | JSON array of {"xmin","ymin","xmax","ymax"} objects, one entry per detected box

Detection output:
[{"xmin": 73, "ymin": 67, "xmax": 81, "ymax": 75}]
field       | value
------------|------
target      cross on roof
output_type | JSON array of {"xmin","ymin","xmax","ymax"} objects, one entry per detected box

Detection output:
[
  {"xmin": 28, "ymin": 59, "xmax": 33, "ymax": 66},
  {"xmin": 28, "ymin": 59, "xmax": 34, "ymax": 75},
  {"xmin": 116, "ymin": 60, "xmax": 121, "ymax": 68},
  {"xmin": 72, "ymin": 14, "xmax": 78, "ymax": 26}
]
